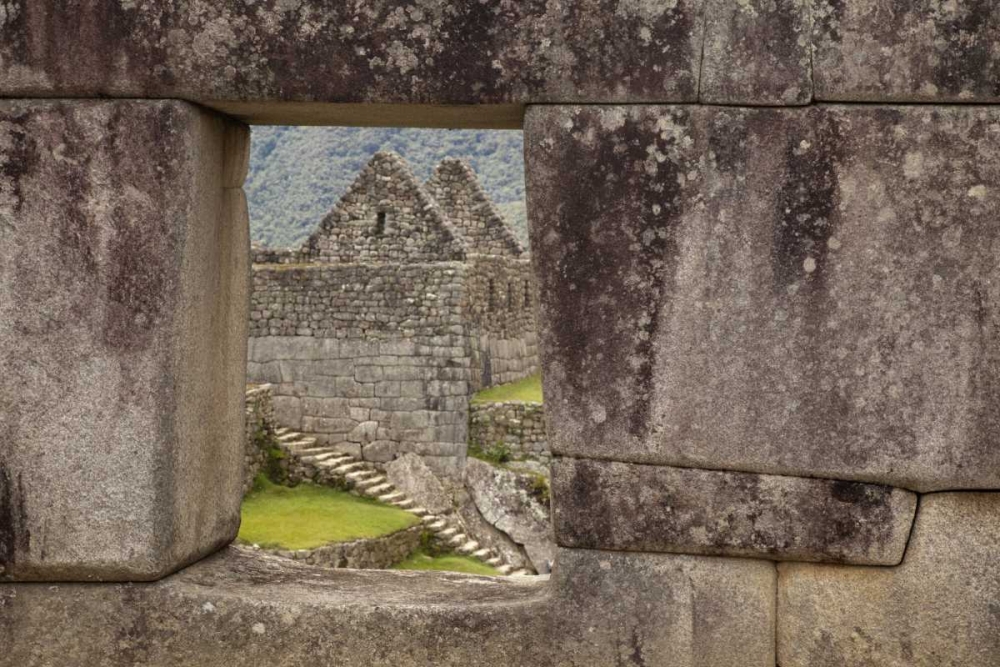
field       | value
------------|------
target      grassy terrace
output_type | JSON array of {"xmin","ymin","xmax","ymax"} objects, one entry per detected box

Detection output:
[
  {"xmin": 238, "ymin": 476, "xmax": 419, "ymax": 550},
  {"xmin": 471, "ymin": 372, "xmax": 543, "ymax": 404},
  {"xmin": 394, "ymin": 550, "xmax": 500, "ymax": 576}
]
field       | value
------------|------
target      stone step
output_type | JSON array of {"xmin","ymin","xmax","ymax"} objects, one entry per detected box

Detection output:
[
  {"xmin": 485, "ymin": 557, "xmax": 502, "ymax": 567},
  {"xmin": 421, "ymin": 514, "xmax": 440, "ymax": 524},
  {"xmin": 333, "ymin": 462, "xmax": 366, "ymax": 475},
  {"xmin": 283, "ymin": 440, "xmax": 318, "ymax": 453},
  {"xmin": 363, "ymin": 482, "xmax": 394, "ymax": 497},
  {"xmin": 472, "ymin": 548, "xmax": 492, "ymax": 559},
  {"xmin": 456, "ymin": 540, "xmax": 480, "ymax": 555},
  {"xmin": 378, "ymin": 492, "xmax": 405, "ymax": 504},
  {"xmin": 273, "ymin": 427, "xmax": 291, "ymax": 436},
  {"xmin": 295, "ymin": 447, "xmax": 339, "ymax": 456},
  {"xmin": 354, "ymin": 476, "xmax": 386, "ymax": 491},
  {"xmin": 447, "ymin": 533, "xmax": 467, "ymax": 547},
  {"xmin": 497, "ymin": 565, "xmax": 514, "ymax": 576},
  {"xmin": 300, "ymin": 452, "xmax": 342, "ymax": 463},
  {"xmin": 391, "ymin": 498, "xmax": 415, "ymax": 509},
  {"xmin": 316, "ymin": 457, "xmax": 356, "ymax": 469},
  {"xmin": 345, "ymin": 469, "xmax": 378, "ymax": 481},
  {"xmin": 510, "ymin": 570, "xmax": 531, "ymax": 577},
  {"xmin": 436, "ymin": 526, "xmax": 457, "ymax": 537},
  {"xmin": 405, "ymin": 506, "xmax": 429, "ymax": 517},
  {"xmin": 277, "ymin": 432, "xmax": 301, "ymax": 442}
]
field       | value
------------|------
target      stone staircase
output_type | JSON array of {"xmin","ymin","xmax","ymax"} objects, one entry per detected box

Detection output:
[{"xmin": 272, "ymin": 427, "xmax": 531, "ymax": 576}]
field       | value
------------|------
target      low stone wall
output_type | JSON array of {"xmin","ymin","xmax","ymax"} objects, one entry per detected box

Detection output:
[
  {"xmin": 469, "ymin": 401, "xmax": 549, "ymax": 461},
  {"xmin": 267, "ymin": 525, "xmax": 424, "ymax": 570},
  {"xmin": 244, "ymin": 384, "xmax": 277, "ymax": 495}
]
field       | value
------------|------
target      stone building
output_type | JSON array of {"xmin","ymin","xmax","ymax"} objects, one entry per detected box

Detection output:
[{"xmin": 246, "ymin": 152, "xmax": 537, "ymax": 476}]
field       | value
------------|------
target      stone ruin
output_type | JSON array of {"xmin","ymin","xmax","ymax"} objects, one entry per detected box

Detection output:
[
  {"xmin": 2, "ymin": 1, "xmax": 1000, "ymax": 665},
  {"xmin": 247, "ymin": 151, "xmax": 538, "ymax": 476}
]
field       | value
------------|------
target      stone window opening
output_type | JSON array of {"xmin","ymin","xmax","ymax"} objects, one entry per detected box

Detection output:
[{"xmin": 241, "ymin": 123, "xmax": 548, "ymax": 582}]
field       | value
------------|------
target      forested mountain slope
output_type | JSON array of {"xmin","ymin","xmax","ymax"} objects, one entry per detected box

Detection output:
[{"xmin": 247, "ymin": 126, "xmax": 527, "ymax": 249}]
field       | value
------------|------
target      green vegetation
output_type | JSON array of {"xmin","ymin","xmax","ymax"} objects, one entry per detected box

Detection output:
[
  {"xmin": 238, "ymin": 475, "xmax": 419, "ymax": 550},
  {"xmin": 471, "ymin": 373, "xmax": 543, "ymax": 404},
  {"xmin": 527, "ymin": 473, "xmax": 551, "ymax": 506},
  {"xmin": 393, "ymin": 549, "xmax": 500, "ymax": 576},
  {"xmin": 247, "ymin": 126, "xmax": 527, "ymax": 249},
  {"xmin": 468, "ymin": 441, "xmax": 514, "ymax": 466}
]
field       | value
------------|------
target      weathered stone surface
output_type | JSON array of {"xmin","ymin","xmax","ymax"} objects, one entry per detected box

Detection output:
[
  {"xmin": 528, "ymin": 104, "xmax": 1000, "ymax": 492},
  {"xmin": 814, "ymin": 0, "xmax": 1000, "ymax": 102},
  {"xmin": 456, "ymin": 491, "xmax": 534, "ymax": 571},
  {"xmin": 0, "ymin": 0, "xmax": 705, "ymax": 123},
  {"xmin": 0, "ymin": 546, "xmax": 777, "ymax": 666},
  {"xmin": 385, "ymin": 453, "xmax": 453, "ymax": 515},
  {"xmin": 552, "ymin": 459, "xmax": 916, "ymax": 564},
  {"xmin": 779, "ymin": 493, "xmax": 1000, "ymax": 666},
  {"xmin": 0, "ymin": 100, "xmax": 249, "ymax": 581},
  {"xmin": 701, "ymin": 0, "xmax": 812, "ymax": 105},
  {"xmin": 552, "ymin": 549, "xmax": 777, "ymax": 667},
  {"xmin": 464, "ymin": 458, "xmax": 555, "ymax": 573}
]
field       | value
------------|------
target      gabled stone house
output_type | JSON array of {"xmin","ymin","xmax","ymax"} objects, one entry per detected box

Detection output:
[{"xmin": 247, "ymin": 152, "xmax": 537, "ymax": 476}]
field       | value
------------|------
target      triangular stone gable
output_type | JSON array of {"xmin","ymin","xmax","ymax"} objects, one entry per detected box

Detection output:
[
  {"xmin": 426, "ymin": 158, "xmax": 525, "ymax": 258},
  {"xmin": 303, "ymin": 151, "xmax": 468, "ymax": 263}
]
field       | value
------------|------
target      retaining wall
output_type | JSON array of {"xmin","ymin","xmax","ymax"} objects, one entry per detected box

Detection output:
[{"xmin": 469, "ymin": 402, "xmax": 549, "ymax": 461}]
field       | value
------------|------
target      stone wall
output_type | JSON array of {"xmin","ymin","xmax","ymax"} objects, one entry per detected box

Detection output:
[
  {"xmin": 261, "ymin": 525, "xmax": 424, "ymax": 570},
  {"xmin": 248, "ymin": 257, "xmax": 538, "ymax": 475},
  {"xmin": 469, "ymin": 402, "xmax": 548, "ymax": 461},
  {"xmin": 243, "ymin": 384, "xmax": 277, "ymax": 495},
  {"xmin": 462, "ymin": 256, "xmax": 539, "ymax": 390},
  {"xmin": 249, "ymin": 262, "xmax": 466, "ymax": 339}
]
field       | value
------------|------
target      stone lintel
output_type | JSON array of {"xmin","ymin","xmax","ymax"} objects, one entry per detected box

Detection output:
[
  {"xmin": 552, "ymin": 459, "xmax": 916, "ymax": 565},
  {"xmin": 0, "ymin": 0, "xmax": 705, "ymax": 114},
  {"xmin": 700, "ymin": 0, "xmax": 813, "ymax": 105}
]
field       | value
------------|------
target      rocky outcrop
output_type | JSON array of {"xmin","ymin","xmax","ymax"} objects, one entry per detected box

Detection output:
[
  {"xmin": 384, "ymin": 454, "xmax": 454, "ymax": 516},
  {"xmin": 463, "ymin": 459, "xmax": 555, "ymax": 574}
]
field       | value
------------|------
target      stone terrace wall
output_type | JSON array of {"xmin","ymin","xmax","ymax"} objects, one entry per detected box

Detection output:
[
  {"xmin": 302, "ymin": 152, "xmax": 467, "ymax": 264},
  {"xmin": 247, "ymin": 263, "xmax": 471, "ymax": 477},
  {"xmin": 462, "ymin": 256, "xmax": 539, "ymax": 390},
  {"xmin": 262, "ymin": 524, "xmax": 424, "ymax": 570},
  {"xmin": 469, "ymin": 402, "xmax": 549, "ymax": 461},
  {"xmin": 243, "ymin": 384, "xmax": 277, "ymax": 495}
]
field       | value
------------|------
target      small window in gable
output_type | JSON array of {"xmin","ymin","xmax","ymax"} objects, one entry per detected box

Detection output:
[{"xmin": 375, "ymin": 211, "xmax": 386, "ymax": 236}]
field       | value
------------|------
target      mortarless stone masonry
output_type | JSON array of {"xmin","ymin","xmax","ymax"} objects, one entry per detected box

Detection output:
[
  {"xmin": 469, "ymin": 401, "xmax": 549, "ymax": 461},
  {"xmin": 4, "ymin": 1, "xmax": 1000, "ymax": 664},
  {"xmin": 247, "ymin": 152, "xmax": 538, "ymax": 476}
]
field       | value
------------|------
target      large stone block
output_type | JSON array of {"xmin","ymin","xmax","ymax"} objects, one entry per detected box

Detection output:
[
  {"xmin": 700, "ymin": 0, "xmax": 812, "ymax": 105},
  {"xmin": 813, "ymin": 0, "xmax": 1000, "ymax": 102},
  {"xmin": 552, "ymin": 549, "xmax": 777, "ymax": 667},
  {"xmin": 552, "ymin": 459, "xmax": 916, "ymax": 565},
  {"xmin": 779, "ymin": 493, "xmax": 1000, "ymax": 666},
  {"xmin": 0, "ymin": 100, "xmax": 249, "ymax": 581},
  {"xmin": 0, "ymin": 546, "xmax": 777, "ymax": 666},
  {"xmin": 0, "ymin": 0, "xmax": 706, "ymax": 124},
  {"xmin": 527, "ymin": 104, "xmax": 1000, "ymax": 492}
]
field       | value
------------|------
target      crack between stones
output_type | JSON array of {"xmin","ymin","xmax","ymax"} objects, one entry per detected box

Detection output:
[{"xmin": 695, "ymin": 0, "xmax": 710, "ymax": 103}]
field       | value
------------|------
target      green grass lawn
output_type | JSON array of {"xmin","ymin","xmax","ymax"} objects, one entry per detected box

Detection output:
[
  {"xmin": 239, "ymin": 476, "xmax": 419, "ymax": 550},
  {"xmin": 471, "ymin": 372, "xmax": 543, "ymax": 404},
  {"xmin": 393, "ymin": 550, "xmax": 500, "ymax": 576}
]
